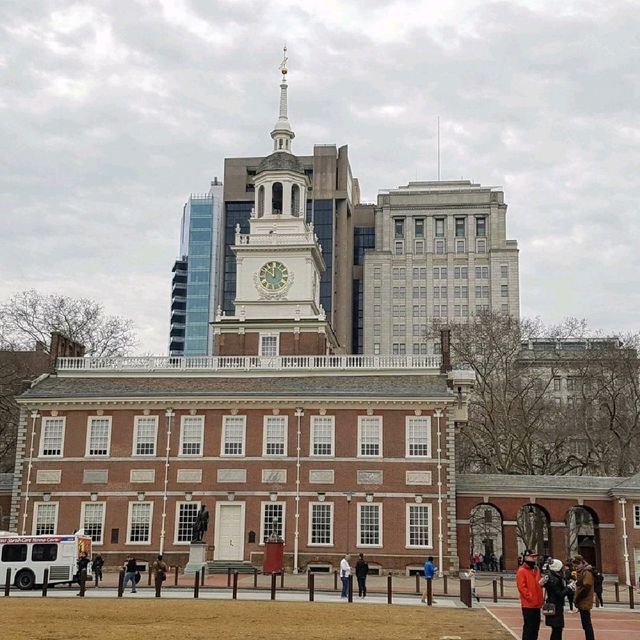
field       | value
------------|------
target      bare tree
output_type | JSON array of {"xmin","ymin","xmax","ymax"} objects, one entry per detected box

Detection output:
[{"xmin": 0, "ymin": 290, "xmax": 137, "ymax": 356}]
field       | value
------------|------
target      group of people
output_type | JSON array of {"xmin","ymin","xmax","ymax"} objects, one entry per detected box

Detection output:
[
  {"xmin": 517, "ymin": 549, "xmax": 599, "ymax": 640},
  {"xmin": 471, "ymin": 552, "xmax": 502, "ymax": 572},
  {"xmin": 339, "ymin": 553, "xmax": 370, "ymax": 598}
]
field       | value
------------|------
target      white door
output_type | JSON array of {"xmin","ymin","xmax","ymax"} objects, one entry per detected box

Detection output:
[{"xmin": 214, "ymin": 503, "xmax": 244, "ymax": 561}]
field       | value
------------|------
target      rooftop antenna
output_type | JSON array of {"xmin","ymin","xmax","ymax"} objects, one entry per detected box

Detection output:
[{"xmin": 437, "ymin": 116, "xmax": 441, "ymax": 181}]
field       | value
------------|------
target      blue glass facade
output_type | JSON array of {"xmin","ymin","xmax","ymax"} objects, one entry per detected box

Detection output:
[
  {"xmin": 352, "ymin": 278, "xmax": 364, "ymax": 354},
  {"xmin": 354, "ymin": 226, "xmax": 375, "ymax": 265},
  {"xmin": 222, "ymin": 202, "xmax": 252, "ymax": 314},
  {"xmin": 310, "ymin": 199, "xmax": 334, "ymax": 315}
]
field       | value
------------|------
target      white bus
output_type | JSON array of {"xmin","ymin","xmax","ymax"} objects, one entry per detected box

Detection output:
[{"xmin": 0, "ymin": 532, "xmax": 93, "ymax": 590}]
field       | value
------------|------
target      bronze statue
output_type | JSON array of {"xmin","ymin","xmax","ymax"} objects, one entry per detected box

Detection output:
[{"xmin": 191, "ymin": 505, "xmax": 209, "ymax": 543}]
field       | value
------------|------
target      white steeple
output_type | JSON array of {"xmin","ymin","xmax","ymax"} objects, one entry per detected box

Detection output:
[{"xmin": 271, "ymin": 45, "xmax": 294, "ymax": 153}]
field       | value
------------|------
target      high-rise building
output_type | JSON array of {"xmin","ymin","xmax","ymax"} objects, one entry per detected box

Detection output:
[
  {"xmin": 363, "ymin": 181, "xmax": 520, "ymax": 355},
  {"xmin": 169, "ymin": 180, "xmax": 224, "ymax": 356}
]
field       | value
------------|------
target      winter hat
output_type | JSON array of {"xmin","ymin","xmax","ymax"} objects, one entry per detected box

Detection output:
[{"xmin": 548, "ymin": 559, "xmax": 563, "ymax": 572}]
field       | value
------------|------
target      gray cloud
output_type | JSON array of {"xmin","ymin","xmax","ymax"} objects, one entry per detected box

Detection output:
[{"xmin": 1, "ymin": 0, "xmax": 638, "ymax": 352}]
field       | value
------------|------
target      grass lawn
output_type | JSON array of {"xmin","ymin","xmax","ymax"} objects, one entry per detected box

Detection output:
[{"xmin": 0, "ymin": 599, "xmax": 513, "ymax": 639}]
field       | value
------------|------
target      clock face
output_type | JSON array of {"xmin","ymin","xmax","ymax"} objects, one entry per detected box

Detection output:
[{"xmin": 258, "ymin": 261, "xmax": 289, "ymax": 290}]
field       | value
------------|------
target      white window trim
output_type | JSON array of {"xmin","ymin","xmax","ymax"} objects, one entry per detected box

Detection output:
[
  {"xmin": 633, "ymin": 504, "xmax": 640, "ymax": 528},
  {"xmin": 173, "ymin": 500, "xmax": 201, "ymax": 545},
  {"xmin": 259, "ymin": 333, "xmax": 280, "ymax": 357},
  {"xmin": 357, "ymin": 416, "xmax": 383, "ymax": 458},
  {"xmin": 405, "ymin": 416, "xmax": 432, "ymax": 458},
  {"xmin": 132, "ymin": 415, "xmax": 158, "ymax": 456},
  {"xmin": 39, "ymin": 417, "xmax": 66, "ymax": 458},
  {"xmin": 357, "ymin": 502, "xmax": 383, "ymax": 548},
  {"xmin": 262, "ymin": 415, "xmax": 288, "ymax": 457},
  {"xmin": 308, "ymin": 501, "xmax": 334, "ymax": 546},
  {"xmin": 221, "ymin": 415, "xmax": 247, "ymax": 457},
  {"xmin": 85, "ymin": 416, "xmax": 113, "ymax": 457},
  {"xmin": 32, "ymin": 501, "xmax": 59, "ymax": 536},
  {"xmin": 179, "ymin": 415, "xmax": 204, "ymax": 457},
  {"xmin": 259, "ymin": 501, "xmax": 287, "ymax": 545},
  {"xmin": 80, "ymin": 501, "xmax": 106, "ymax": 545},
  {"xmin": 405, "ymin": 502, "xmax": 433, "ymax": 549},
  {"xmin": 309, "ymin": 415, "xmax": 335, "ymax": 457},
  {"xmin": 126, "ymin": 501, "xmax": 154, "ymax": 545}
]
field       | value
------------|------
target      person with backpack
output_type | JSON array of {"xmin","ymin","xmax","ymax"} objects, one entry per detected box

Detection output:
[{"xmin": 572, "ymin": 555, "xmax": 596, "ymax": 640}]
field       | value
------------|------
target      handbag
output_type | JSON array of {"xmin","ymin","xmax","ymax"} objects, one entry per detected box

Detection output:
[
  {"xmin": 542, "ymin": 602, "xmax": 556, "ymax": 616},
  {"xmin": 134, "ymin": 571, "xmax": 141, "ymax": 584}
]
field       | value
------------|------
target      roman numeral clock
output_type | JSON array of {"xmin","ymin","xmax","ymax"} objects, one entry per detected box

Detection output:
[{"xmin": 254, "ymin": 260, "xmax": 294, "ymax": 299}]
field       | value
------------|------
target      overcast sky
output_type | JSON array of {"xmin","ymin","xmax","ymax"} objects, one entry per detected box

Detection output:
[{"xmin": 1, "ymin": 0, "xmax": 638, "ymax": 354}]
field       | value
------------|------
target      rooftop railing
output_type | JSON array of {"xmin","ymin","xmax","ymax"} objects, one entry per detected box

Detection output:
[{"xmin": 56, "ymin": 354, "xmax": 442, "ymax": 373}]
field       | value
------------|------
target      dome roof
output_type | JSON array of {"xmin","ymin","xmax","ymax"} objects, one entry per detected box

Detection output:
[{"xmin": 257, "ymin": 151, "xmax": 305, "ymax": 175}]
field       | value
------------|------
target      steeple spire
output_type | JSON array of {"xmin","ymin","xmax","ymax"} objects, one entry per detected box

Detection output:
[{"xmin": 271, "ymin": 45, "xmax": 294, "ymax": 153}]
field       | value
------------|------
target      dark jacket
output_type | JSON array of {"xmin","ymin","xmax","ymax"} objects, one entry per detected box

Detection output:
[
  {"xmin": 594, "ymin": 571, "xmax": 604, "ymax": 594},
  {"xmin": 125, "ymin": 558, "xmax": 137, "ymax": 573},
  {"xmin": 544, "ymin": 571, "xmax": 572, "ymax": 629},
  {"xmin": 355, "ymin": 559, "xmax": 369, "ymax": 578},
  {"xmin": 77, "ymin": 555, "xmax": 90, "ymax": 573}
]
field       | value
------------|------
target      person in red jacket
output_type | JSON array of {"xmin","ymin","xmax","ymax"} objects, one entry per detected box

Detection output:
[{"xmin": 517, "ymin": 549, "xmax": 544, "ymax": 640}]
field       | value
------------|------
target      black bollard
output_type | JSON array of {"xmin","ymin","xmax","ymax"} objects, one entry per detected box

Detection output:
[
  {"xmin": 227, "ymin": 567, "xmax": 232, "ymax": 587},
  {"xmin": 42, "ymin": 569, "xmax": 49, "ymax": 597},
  {"xmin": 426, "ymin": 578, "xmax": 433, "ymax": 606},
  {"xmin": 499, "ymin": 575, "xmax": 504, "ymax": 597},
  {"xmin": 253, "ymin": 567, "xmax": 258, "ymax": 589},
  {"xmin": 174, "ymin": 565, "xmax": 179, "ymax": 586},
  {"xmin": 333, "ymin": 569, "xmax": 338, "ymax": 591},
  {"xmin": 200, "ymin": 566, "xmax": 205, "ymax": 587},
  {"xmin": 232, "ymin": 571, "xmax": 238, "ymax": 600},
  {"xmin": 459, "ymin": 578, "xmax": 472, "ymax": 608},
  {"xmin": 4, "ymin": 568, "xmax": 10, "ymax": 597},
  {"xmin": 492, "ymin": 578, "xmax": 498, "ymax": 603},
  {"xmin": 443, "ymin": 573, "xmax": 448, "ymax": 594},
  {"xmin": 348, "ymin": 574, "xmax": 353, "ymax": 602},
  {"xmin": 309, "ymin": 572, "xmax": 315, "ymax": 602},
  {"xmin": 148, "ymin": 567, "xmax": 152, "ymax": 586},
  {"xmin": 387, "ymin": 573, "xmax": 392, "ymax": 604},
  {"xmin": 117, "ymin": 570, "xmax": 124, "ymax": 597},
  {"xmin": 270, "ymin": 572, "xmax": 277, "ymax": 600},
  {"xmin": 615, "ymin": 582, "xmax": 620, "ymax": 602},
  {"xmin": 193, "ymin": 571, "xmax": 200, "ymax": 598},
  {"xmin": 629, "ymin": 585, "xmax": 635, "ymax": 610},
  {"xmin": 280, "ymin": 571, "xmax": 284, "ymax": 589},
  {"xmin": 415, "ymin": 572, "xmax": 420, "ymax": 593}
]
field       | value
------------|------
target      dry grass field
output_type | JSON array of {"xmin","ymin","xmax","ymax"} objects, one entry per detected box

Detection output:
[{"xmin": 0, "ymin": 599, "xmax": 513, "ymax": 640}]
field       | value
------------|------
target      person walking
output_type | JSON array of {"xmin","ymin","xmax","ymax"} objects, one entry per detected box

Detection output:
[
  {"xmin": 516, "ymin": 549, "xmax": 544, "ymax": 640},
  {"xmin": 76, "ymin": 551, "xmax": 90, "ymax": 596},
  {"xmin": 339, "ymin": 554, "xmax": 351, "ymax": 599},
  {"xmin": 542, "ymin": 558, "xmax": 576, "ymax": 640},
  {"xmin": 593, "ymin": 569, "xmax": 604, "ymax": 607},
  {"xmin": 421, "ymin": 556, "xmax": 437, "ymax": 604},
  {"xmin": 91, "ymin": 554, "xmax": 104, "ymax": 587},
  {"xmin": 123, "ymin": 555, "xmax": 138, "ymax": 594},
  {"xmin": 355, "ymin": 553, "xmax": 369, "ymax": 598},
  {"xmin": 573, "ymin": 555, "xmax": 596, "ymax": 640},
  {"xmin": 152, "ymin": 554, "xmax": 168, "ymax": 592}
]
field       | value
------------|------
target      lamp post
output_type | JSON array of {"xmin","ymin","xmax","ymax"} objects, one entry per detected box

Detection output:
[
  {"xmin": 619, "ymin": 498, "xmax": 631, "ymax": 586},
  {"xmin": 293, "ymin": 408, "xmax": 304, "ymax": 574},
  {"xmin": 345, "ymin": 492, "xmax": 353, "ymax": 553},
  {"xmin": 434, "ymin": 409, "xmax": 444, "ymax": 577},
  {"xmin": 22, "ymin": 411, "xmax": 39, "ymax": 535},
  {"xmin": 159, "ymin": 408, "xmax": 174, "ymax": 555}
]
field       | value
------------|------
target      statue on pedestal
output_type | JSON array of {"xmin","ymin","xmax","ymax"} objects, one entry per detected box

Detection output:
[{"xmin": 191, "ymin": 504, "xmax": 209, "ymax": 543}]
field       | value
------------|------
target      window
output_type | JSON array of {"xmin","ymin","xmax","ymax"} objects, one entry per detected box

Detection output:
[
  {"xmin": 392, "ymin": 286, "xmax": 405, "ymax": 299},
  {"xmin": 476, "ymin": 239, "xmax": 487, "ymax": 253},
  {"xmin": 222, "ymin": 415, "xmax": 246, "ymax": 456},
  {"xmin": 133, "ymin": 416, "xmax": 158, "ymax": 456},
  {"xmin": 373, "ymin": 325, "xmax": 381, "ymax": 337},
  {"xmin": 32, "ymin": 544, "xmax": 58, "ymax": 562},
  {"xmin": 309, "ymin": 503, "xmax": 333, "ymax": 545},
  {"xmin": 500, "ymin": 265, "xmax": 508, "ymax": 278},
  {"xmin": 440, "ymin": 286, "xmax": 447, "ymax": 299},
  {"xmin": 454, "ymin": 305, "xmax": 461, "ymax": 318},
  {"xmin": 412, "ymin": 267, "xmax": 426, "ymax": 280},
  {"xmin": 260, "ymin": 334, "xmax": 279, "ymax": 357},
  {"xmin": 394, "ymin": 218, "xmax": 405, "ymax": 239},
  {"xmin": 435, "ymin": 218, "xmax": 445, "ymax": 237},
  {"xmin": 392, "ymin": 305, "xmax": 405, "ymax": 318},
  {"xmin": 127, "ymin": 502, "xmax": 152, "ymax": 544},
  {"xmin": 475, "ymin": 286, "xmax": 489, "ymax": 299},
  {"xmin": 373, "ymin": 305, "xmax": 381, "ymax": 317},
  {"xmin": 406, "ymin": 416, "xmax": 431, "ymax": 457},
  {"xmin": 86, "ymin": 417, "xmax": 111, "ymax": 456},
  {"xmin": 414, "ymin": 218, "xmax": 425, "ymax": 238},
  {"xmin": 2, "ymin": 544, "xmax": 27, "ymax": 562},
  {"xmin": 81, "ymin": 502, "xmax": 105, "ymax": 544},
  {"xmin": 454, "ymin": 266, "xmax": 468, "ymax": 280},
  {"xmin": 33, "ymin": 503, "xmax": 58, "ymax": 535},
  {"xmin": 413, "ymin": 343, "xmax": 428, "ymax": 355},
  {"xmin": 394, "ymin": 240, "xmax": 404, "ymax": 255},
  {"xmin": 40, "ymin": 417, "xmax": 65, "ymax": 457},
  {"xmin": 456, "ymin": 239, "xmax": 465, "ymax": 253},
  {"xmin": 180, "ymin": 416, "xmax": 204, "ymax": 456},
  {"xmin": 373, "ymin": 343, "xmax": 380, "ymax": 355},
  {"xmin": 475, "ymin": 217, "xmax": 486, "ymax": 237},
  {"xmin": 553, "ymin": 377, "xmax": 561, "ymax": 392},
  {"xmin": 373, "ymin": 266, "xmax": 382, "ymax": 280},
  {"xmin": 412, "ymin": 324, "xmax": 426, "ymax": 337},
  {"xmin": 434, "ymin": 239, "xmax": 445, "ymax": 254},
  {"xmin": 455, "ymin": 217, "xmax": 466, "ymax": 237},
  {"xmin": 311, "ymin": 416, "xmax": 334, "ymax": 456},
  {"xmin": 501, "ymin": 304, "xmax": 509, "ymax": 314},
  {"xmin": 392, "ymin": 343, "xmax": 406, "ymax": 355},
  {"xmin": 415, "ymin": 240, "xmax": 424, "ymax": 255},
  {"xmin": 392, "ymin": 267, "xmax": 405, "ymax": 280},
  {"xmin": 358, "ymin": 416, "xmax": 382, "ymax": 457},
  {"xmin": 263, "ymin": 415, "xmax": 287, "ymax": 456},
  {"xmin": 566, "ymin": 378, "xmax": 576, "ymax": 392},
  {"xmin": 358, "ymin": 503, "xmax": 382, "ymax": 546},
  {"xmin": 475, "ymin": 266, "xmax": 489, "ymax": 279},
  {"xmin": 261, "ymin": 502, "xmax": 285, "ymax": 542},
  {"xmin": 175, "ymin": 502, "xmax": 200, "ymax": 543},
  {"xmin": 412, "ymin": 304, "xmax": 426, "ymax": 317},
  {"xmin": 501, "ymin": 284, "xmax": 509, "ymax": 298},
  {"xmin": 407, "ymin": 504, "xmax": 432, "ymax": 548},
  {"xmin": 373, "ymin": 286, "xmax": 381, "ymax": 299},
  {"xmin": 634, "ymin": 504, "xmax": 640, "ymax": 528}
]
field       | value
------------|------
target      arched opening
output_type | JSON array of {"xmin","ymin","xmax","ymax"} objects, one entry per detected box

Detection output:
[
  {"xmin": 257, "ymin": 185, "xmax": 265, "ymax": 218},
  {"xmin": 469, "ymin": 503, "xmax": 503, "ymax": 571},
  {"xmin": 565, "ymin": 506, "xmax": 599, "ymax": 568},
  {"xmin": 516, "ymin": 504, "xmax": 550, "ymax": 556},
  {"xmin": 291, "ymin": 184, "xmax": 300, "ymax": 216},
  {"xmin": 272, "ymin": 182, "xmax": 283, "ymax": 215}
]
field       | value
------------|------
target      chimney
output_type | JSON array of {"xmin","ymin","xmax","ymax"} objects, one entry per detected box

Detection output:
[
  {"xmin": 440, "ymin": 328, "xmax": 452, "ymax": 373},
  {"xmin": 49, "ymin": 331, "xmax": 86, "ymax": 368}
]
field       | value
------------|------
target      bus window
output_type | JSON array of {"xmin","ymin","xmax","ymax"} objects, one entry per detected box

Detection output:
[
  {"xmin": 1, "ymin": 544, "xmax": 27, "ymax": 562},
  {"xmin": 32, "ymin": 544, "xmax": 58, "ymax": 562}
]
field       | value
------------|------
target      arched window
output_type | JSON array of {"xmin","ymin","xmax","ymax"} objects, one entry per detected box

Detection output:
[
  {"xmin": 469, "ymin": 504, "xmax": 503, "ymax": 570},
  {"xmin": 272, "ymin": 182, "xmax": 283, "ymax": 215},
  {"xmin": 257, "ymin": 185, "xmax": 265, "ymax": 218},
  {"xmin": 516, "ymin": 504, "xmax": 550, "ymax": 556},
  {"xmin": 291, "ymin": 184, "xmax": 300, "ymax": 216}
]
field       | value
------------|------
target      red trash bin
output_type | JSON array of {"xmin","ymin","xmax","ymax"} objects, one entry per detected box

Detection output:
[{"xmin": 263, "ymin": 541, "xmax": 284, "ymax": 574}]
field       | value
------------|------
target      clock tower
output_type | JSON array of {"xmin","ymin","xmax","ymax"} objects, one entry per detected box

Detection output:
[{"xmin": 212, "ymin": 49, "xmax": 339, "ymax": 357}]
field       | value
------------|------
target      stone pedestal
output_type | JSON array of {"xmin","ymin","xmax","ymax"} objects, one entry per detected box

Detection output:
[{"xmin": 184, "ymin": 542, "xmax": 207, "ymax": 574}]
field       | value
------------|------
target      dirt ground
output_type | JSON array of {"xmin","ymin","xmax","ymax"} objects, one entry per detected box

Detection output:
[{"xmin": 0, "ymin": 599, "xmax": 513, "ymax": 640}]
